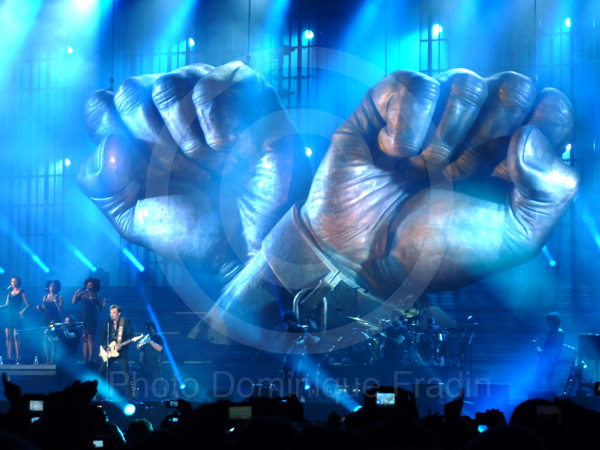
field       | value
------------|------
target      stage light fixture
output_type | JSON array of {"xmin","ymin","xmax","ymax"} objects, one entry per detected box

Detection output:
[
  {"xmin": 123, "ymin": 403, "xmax": 136, "ymax": 416},
  {"xmin": 188, "ymin": 37, "xmax": 195, "ymax": 47},
  {"xmin": 67, "ymin": 46, "xmax": 74, "ymax": 54},
  {"xmin": 432, "ymin": 24, "xmax": 443, "ymax": 39},
  {"xmin": 64, "ymin": 158, "xmax": 71, "ymax": 167},
  {"xmin": 180, "ymin": 383, "xmax": 187, "ymax": 390},
  {"xmin": 565, "ymin": 18, "xmax": 571, "ymax": 28},
  {"xmin": 0, "ymin": 266, "xmax": 5, "ymax": 274},
  {"xmin": 304, "ymin": 29, "xmax": 314, "ymax": 40},
  {"xmin": 305, "ymin": 147, "xmax": 312, "ymax": 157}
]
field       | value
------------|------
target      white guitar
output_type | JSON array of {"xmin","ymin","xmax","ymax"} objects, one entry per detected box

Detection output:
[{"xmin": 99, "ymin": 334, "xmax": 143, "ymax": 362}]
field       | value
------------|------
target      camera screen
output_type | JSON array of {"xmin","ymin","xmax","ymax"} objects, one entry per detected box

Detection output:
[
  {"xmin": 93, "ymin": 439, "xmax": 104, "ymax": 448},
  {"xmin": 229, "ymin": 405, "xmax": 252, "ymax": 420},
  {"xmin": 376, "ymin": 392, "xmax": 396, "ymax": 406},
  {"xmin": 167, "ymin": 400, "xmax": 179, "ymax": 408},
  {"xmin": 29, "ymin": 400, "xmax": 44, "ymax": 412}
]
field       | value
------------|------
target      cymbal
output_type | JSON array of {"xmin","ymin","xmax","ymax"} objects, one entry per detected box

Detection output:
[
  {"xmin": 403, "ymin": 308, "xmax": 420, "ymax": 318},
  {"xmin": 347, "ymin": 316, "xmax": 379, "ymax": 331}
]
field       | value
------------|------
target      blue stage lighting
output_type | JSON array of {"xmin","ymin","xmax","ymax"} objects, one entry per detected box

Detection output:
[
  {"xmin": 0, "ymin": 266, "xmax": 5, "ymax": 274},
  {"xmin": 565, "ymin": 18, "xmax": 571, "ymax": 28},
  {"xmin": 73, "ymin": 249, "xmax": 97, "ymax": 272},
  {"xmin": 305, "ymin": 147, "xmax": 312, "ymax": 157},
  {"xmin": 304, "ymin": 29, "xmax": 314, "ymax": 40},
  {"xmin": 566, "ymin": 143, "xmax": 572, "ymax": 152},
  {"xmin": 140, "ymin": 289, "xmax": 187, "ymax": 391},
  {"xmin": 122, "ymin": 249, "xmax": 145, "ymax": 272},
  {"xmin": 542, "ymin": 245, "xmax": 556, "ymax": 268},
  {"xmin": 31, "ymin": 254, "xmax": 50, "ymax": 273},
  {"xmin": 353, "ymin": 405, "xmax": 362, "ymax": 412},
  {"xmin": 123, "ymin": 403, "xmax": 136, "ymax": 416},
  {"xmin": 188, "ymin": 37, "xmax": 195, "ymax": 47},
  {"xmin": 65, "ymin": 158, "xmax": 71, "ymax": 167},
  {"xmin": 432, "ymin": 24, "xmax": 443, "ymax": 39}
]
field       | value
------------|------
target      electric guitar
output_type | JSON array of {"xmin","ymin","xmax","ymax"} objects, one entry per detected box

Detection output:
[{"xmin": 99, "ymin": 334, "xmax": 143, "ymax": 362}]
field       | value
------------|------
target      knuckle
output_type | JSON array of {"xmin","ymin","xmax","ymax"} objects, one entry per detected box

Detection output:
[
  {"xmin": 447, "ymin": 70, "xmax": 488, "ymax": 108},
  {"xmin": 534, "ymin": 88, "xmax": 573, "ymax": 122},
  {"xmin": 494, "ymin": 72, "xmax": 537, "ymax": 109},
  {"xmin": 404, "ymin": 73, "xmax": 441, "ymax": 102},
  {"xmin": 85, "ymin": 90, "xmax": 114, "ymax": 115},
  {"xmin": 114, "ymin": 77, "xmax": 147, "ymax": 115},
  {"xmin": 152, "ymin": 73, "xmax": 188, "ymax": 110}
]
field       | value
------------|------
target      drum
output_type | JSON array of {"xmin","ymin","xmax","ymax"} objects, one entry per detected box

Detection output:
[
  {"xmin": 417, "ymin": 330, "xmax": 449, "ymax": 365},
  {"xmin": 348, "ymin": 331, "xmax": 375, "ymax": 365}
]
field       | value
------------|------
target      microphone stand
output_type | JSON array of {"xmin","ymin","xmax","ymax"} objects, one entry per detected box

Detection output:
[{"xmin": 459, "ymin": 322, "xmax": 478, "ymax": 394}]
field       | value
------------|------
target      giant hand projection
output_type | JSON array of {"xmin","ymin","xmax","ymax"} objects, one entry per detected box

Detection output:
[{"xmin": 79, "ymin": 62, "xmax": 578, "ymax": 348}]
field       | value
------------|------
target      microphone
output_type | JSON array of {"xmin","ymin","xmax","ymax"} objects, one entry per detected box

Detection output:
[
  {"xmin": 42, "ymin": 288, "xmax": 49, "ymax": 292},
  {"xmin": 467, "ymin": 315, "xmax": 473, "ymax": 321},
  {"xmin": 6, "ymin": 285, "xmax": 11, "ymax": 290}
]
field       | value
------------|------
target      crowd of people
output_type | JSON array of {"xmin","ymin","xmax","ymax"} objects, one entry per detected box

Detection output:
[{"xmin": 0, "ymin": 374, "xmax": 599, "ymax": 450}]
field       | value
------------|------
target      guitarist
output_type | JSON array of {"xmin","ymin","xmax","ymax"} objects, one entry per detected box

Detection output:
[{"xmin": 99, "ymin": 304, "xmax": 135, "ymax": 399}]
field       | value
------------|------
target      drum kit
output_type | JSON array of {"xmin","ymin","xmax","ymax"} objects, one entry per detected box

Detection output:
[{"xmin": 330, "ymin": 309, "xmax": 451, "ymax": 367}]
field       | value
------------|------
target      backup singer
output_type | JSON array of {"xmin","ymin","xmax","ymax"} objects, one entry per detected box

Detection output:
[
  {"xmin": 37, "ymin": 280, "xmax": 64, "ymax": 364},
  {"xmin": 72, "ymin": 277, "xmax": 107, "ymax": 364},
  {"xmin": 1, "ymin": 276, "xmax": 29, "ymax": 364},
  {"xmin": 99, "ymin": 305, "xmax": 135, "ymax": 399}
]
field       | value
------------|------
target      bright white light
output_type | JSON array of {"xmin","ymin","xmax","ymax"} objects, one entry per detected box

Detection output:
[
  {"xmin": 565, "ymin": 18, "xmax": 571, "ymax": 28},
  {"xmin": 109, "ymin": 156, "xmax": 116, "ymax": 164},
  {"xmin": 64, "ymin": 158, "xmax": 71, "ymax": 167},
  {"xmin": 180, "ymin": 383, "xmax": 186, "ymax": 390},
  {"xmin": 75, "ymin": 0, "xmax": 96, "ymax": 9},
  {"xmin": 67, "ymin": 46, "xmax": 73, "ymax": 54},
  {"xmin": 188, "ymin": 37, "xmax": 195, "ymax": 47},
  {"xmin": 566, "ymin": 143, "xmax": 572, "ymax": 151},
  {"xmin": 304, "ymin": 29, "xmax": 314, "ymax": 40},
  {"xmin": 123, "ymin": 403, "xmax": 136, "ymax": 416},
  {"xmin": 432, "ymin": 24, "xmax": 443, "ymax": 38},
  {"xmin": 305, "ymin": 147, "xmax": 312, "ymax": 157}
]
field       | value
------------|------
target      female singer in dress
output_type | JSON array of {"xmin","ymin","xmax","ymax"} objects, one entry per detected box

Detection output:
[
  {"xmin": 37, "ymin": 279, "xmax": 64, "ymax": 364},
  {"xmin": 72, "ymin": 277, "xmax": 106, "ymax": 364},
  {"xmin": 0, "ymin": 276, "xmax": 29, "ymax": 363}
]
